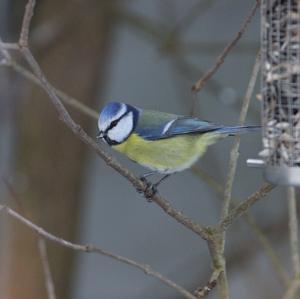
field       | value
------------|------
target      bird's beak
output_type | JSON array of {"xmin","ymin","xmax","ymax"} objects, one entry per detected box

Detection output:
[{"xmin": 97, "ymin": 132, "xmax": 104, "ymax": 139}]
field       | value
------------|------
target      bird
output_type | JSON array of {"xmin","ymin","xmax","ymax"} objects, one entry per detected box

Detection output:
[{"xmin": 97, "ymin": 101, "xmax": 260, "ymax": 191}]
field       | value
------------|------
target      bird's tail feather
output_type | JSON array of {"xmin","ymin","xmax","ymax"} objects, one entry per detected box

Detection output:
[{"xmin": 216, "ymin": 125, "xmax": 261, "ymax": 135}]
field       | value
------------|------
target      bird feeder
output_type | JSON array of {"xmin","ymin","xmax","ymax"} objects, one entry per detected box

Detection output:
[{"xmin": 249, "ymin": 0, "xmax": 300, "ymax": 185}]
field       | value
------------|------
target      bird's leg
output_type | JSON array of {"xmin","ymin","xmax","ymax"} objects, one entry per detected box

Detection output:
[
  {"xmin": 138, "ymin": 173, "xmax": 171, "ymax": 202},
  {"xmin": 138, "ymin": 171, "xmax": 160, "ymax": 202},
  {"xmin": 153, "ymin": 174, "xmax": 171, "ymax": 189},
  {"xmin": 139, "ymin": 171, "xmax": 157, "ymax": 182}
]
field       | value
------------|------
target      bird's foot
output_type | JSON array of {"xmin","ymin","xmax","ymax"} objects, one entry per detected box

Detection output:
[{"xmin": 138, "ymin": 176, "xmax": 158, "ymax": 202}]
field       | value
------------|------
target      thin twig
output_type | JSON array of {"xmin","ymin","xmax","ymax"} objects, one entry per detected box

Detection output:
[
  {"xmin": 2, "ymin": 178, "xmax": 57, "ymax": 299},
  {"xmin": 194, "ymin": 268, "xmax": 221, "ymax": 298},
  {"xmin": 0, "ymin": 39, "xmax": 12, "ymax": 60},
  {"xmin": 19, "ymin": 0, "xmax": 36, "ymax": 47},
  {"xmin": 0, "ymin": 42, "xmax": 19, "ymax": 50},
  {"xmin": 287, "ymin": 187, "xmax": 300, "ymax": 278},
  {"xmin": 192, "ymin": 0, "xmax": 260, "ymax": 92},
  {"xmin": 219, "ymin": 183, "xmax": 275, "ymax": 231},
  {"xmin": 0, "ymin": 204, "xmax": 197, "ymax": 299},
  {"xmin": 220, "ymin": 51, "xmax": 261, "ymax": 224},
  {"xmin": 38, "ymin": 239, "xmax": 57, "ymax": 299}
]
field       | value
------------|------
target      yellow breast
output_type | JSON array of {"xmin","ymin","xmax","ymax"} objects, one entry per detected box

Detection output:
[{"xmin": 112, "ymin": 133, "xmax": 220, "ymax": 173}]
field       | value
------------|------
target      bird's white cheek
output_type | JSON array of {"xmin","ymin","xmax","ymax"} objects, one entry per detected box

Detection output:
[{"xmin": 107, "ymin": 112, "xmax": 133, "ymax": 143}]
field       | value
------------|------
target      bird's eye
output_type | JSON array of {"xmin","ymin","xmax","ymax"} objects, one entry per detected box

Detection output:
[{"xmin": 110, "ymin": 119, "xmax": 119, "ymax": 128}]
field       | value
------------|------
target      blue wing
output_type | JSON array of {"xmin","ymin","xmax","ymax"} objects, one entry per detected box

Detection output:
[
  {"xmin": 135, "ymin": 110, "xmax": 223, "ymax": 140},
  {"xmin": 135, "ymin": 110, "xmax": 260, "ymax": 140}
]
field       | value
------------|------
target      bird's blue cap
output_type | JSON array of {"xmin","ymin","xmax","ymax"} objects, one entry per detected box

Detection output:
[{"xmin": 99, "ymin": 102, "xmax": 125, "ymax": 123}]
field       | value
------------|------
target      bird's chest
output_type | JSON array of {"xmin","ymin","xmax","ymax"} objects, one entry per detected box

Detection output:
[{"xmin": 112, "ymin": 133, "xmax": 210, "ymax": 173}]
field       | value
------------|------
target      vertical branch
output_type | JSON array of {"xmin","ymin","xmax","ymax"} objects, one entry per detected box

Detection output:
[
  {"xmin": 287, "ymin": 187, "xmax": 300, "ymax": 278},
  {"xmin": 38, "ymin": 239, "xmax": 57, "ymax": 299},
  {"xmin": 19, "ymin": 0, "xmax": 36, "ymax": 47},
  {"xmin": 211, "ymin": 52, "xmax": 261, "ymax": 299},
  {"xmin": 2, "ymin": 178, "xmax": 57, "ymax": 299},
  {"xmin": 220, "ymin": 51, "xmax": 261, "ymax": 222}
]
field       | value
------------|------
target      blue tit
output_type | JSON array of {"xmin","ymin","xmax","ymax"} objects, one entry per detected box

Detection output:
[{"xmin": 97, "ymin": 101, "xmax": 260, "ymax": 185}]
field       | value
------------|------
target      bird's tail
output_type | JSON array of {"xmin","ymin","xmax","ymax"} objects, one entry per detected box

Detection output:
[{"xmin": 216, "ymin": 125, "xmax": 261, "ymax": 135}]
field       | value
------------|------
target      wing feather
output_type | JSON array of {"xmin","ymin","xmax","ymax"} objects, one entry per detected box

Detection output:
[{"xmin": 135, "ymin": 110, "xmax": 222, "ymax": 140}]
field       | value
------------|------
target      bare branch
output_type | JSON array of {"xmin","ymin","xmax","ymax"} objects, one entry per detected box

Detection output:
[
  {"xmin": 151, "ymin": 195, "xmax": 212, "ymax": 240},
  {"xmin": 194, "ymin": 269, "xmax": 221, "ymax": 298},
  {"xmin": 0, "ymin": 38, "xmax": 12, "ymax": 60},
  {"xmin": 19, "ymin": 0, "xmax": 36, "ymax": 47},
  {"xmin": 192, "ymin": 0, "xmax": 260, "ymax": 92},
  {"xmin": 38, "ymin": 239, "xmax": 57, "ymax": 299},
  {"xmin": 287, "ymin": 187, "xmax": 300, "ymax": 277},
  {"xmin": 219, "ymin": 183, "xmax": 275, "ymax": 232},
  {"xmin": 220, "ymin": 51, "xmax": 261, "ymax": 224},
  {"xmin": 0, "ymin": 204, "xmax": 197, "ymax": 299},
  {"xmin": 0, "ymin": 42, "xmax": 19, "ymax": 51}
]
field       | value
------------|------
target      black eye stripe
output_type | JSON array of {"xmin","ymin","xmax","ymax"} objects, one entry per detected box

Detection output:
[{"xmin": 105, "ymin": 111, "xmax": 130, "ymax": 133}]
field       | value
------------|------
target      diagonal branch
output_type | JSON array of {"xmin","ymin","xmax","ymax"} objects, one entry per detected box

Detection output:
[
  {"xmin": 0, "ymin": 204, "xmax": 197, "ymax": 299},
  {"xmin": 218, "ymin": 183, "xmax": 275, "ymax": 232},
  {"xmin": 192, "ymin": 0, "xmax": 260, "ymax": 92}
]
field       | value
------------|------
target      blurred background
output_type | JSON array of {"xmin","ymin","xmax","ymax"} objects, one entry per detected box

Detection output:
[{"xmin": 0, "ymin": 0, "xmax": 293, "ymax": 299}]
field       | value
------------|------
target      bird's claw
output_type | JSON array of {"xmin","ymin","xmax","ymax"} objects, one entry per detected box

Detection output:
[{"xmin": 138, "ymin": 176, "xmax": 158, "ymax": 202}]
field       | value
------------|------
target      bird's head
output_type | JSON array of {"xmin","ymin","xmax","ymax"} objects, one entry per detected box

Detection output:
[{"xmin": 97, "ymin": 102, "xmax": 139, "ymax": 145}]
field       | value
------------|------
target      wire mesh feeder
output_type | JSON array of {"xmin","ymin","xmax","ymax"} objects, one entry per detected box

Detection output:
[{"xmin": 260, "ymin": 0, "xmax": 300, "ymax": 185}]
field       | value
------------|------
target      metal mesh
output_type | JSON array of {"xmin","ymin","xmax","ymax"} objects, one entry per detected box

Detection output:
[{"xmin": 260, "ymin": 0, "xmax": 300, "ymax": 168}]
